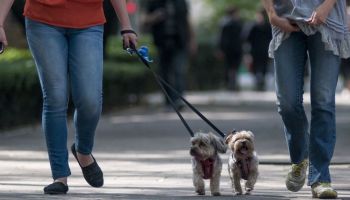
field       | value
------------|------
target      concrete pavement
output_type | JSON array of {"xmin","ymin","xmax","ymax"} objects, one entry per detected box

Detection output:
[{"xmin": 0, "ymin": 91, "xmax": 349, "ymax": 199}]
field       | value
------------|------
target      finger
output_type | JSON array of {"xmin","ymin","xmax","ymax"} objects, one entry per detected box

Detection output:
[
  {"xmin": 310, "ymin": 18, "xmax": 320, "ymax": 25},
  {"xmin": 123, "ymin": 37, "xmax": 130, "ymax": 49},
  {"xmin": 1, "ymin": 39, "xmax": 8, "ymax": 46},
  {"xmin": 130, "ymin": 38, "xmax": 138, "ymax": 48},
  {"xmin": 0, "ymin": 36, "xmax": 8, "ymax": 46},
  {"xmin": 307, "ymin": 12, "xmax": 316, "ymax": 23},
  {"xmin": 284, "ymin": 24, "xmax": 299, "ymax": 32},
  {"xmin": 127, "ymin": 34, "xmax": 138, "ymax": 48},
  {"xmin": 290, "ymin": 23, "xmax": 300, "ymax": 31}
]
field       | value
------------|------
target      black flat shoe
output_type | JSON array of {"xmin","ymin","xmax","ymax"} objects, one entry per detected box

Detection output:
[
  {"xmin": 43, "ymin": 182, "xmax": 68, "ymax": 194},
  {"xmin": 71, "ymin": 143, "xmax": 104, "ymax": 187}
]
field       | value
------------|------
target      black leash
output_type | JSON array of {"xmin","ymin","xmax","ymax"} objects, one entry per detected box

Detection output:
[{"xmin": 127, "ymin": 46, "xmax": 226, "ymax": 138}]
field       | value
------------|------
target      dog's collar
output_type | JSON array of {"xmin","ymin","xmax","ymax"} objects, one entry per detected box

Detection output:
[{"xmin": 199, "ymin": 157, "xmax": 215, "ymax": 179}]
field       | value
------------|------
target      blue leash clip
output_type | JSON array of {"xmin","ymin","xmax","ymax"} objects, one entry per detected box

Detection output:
[{"xmin": 126, "ymin": 46, "xmax": 153, "ymax": 63}]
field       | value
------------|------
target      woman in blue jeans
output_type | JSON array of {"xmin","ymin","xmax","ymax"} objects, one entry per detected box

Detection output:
[
  {"xmin": 262, "ymin": 0, "xmax": 350, "ymax": 198},
  {"xmin": 0, "ymin": 0, "xmax": 137, "ymax": 194}
]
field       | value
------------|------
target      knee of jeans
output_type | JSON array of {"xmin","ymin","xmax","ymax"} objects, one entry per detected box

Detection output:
[
  {"xmin": 311, "ymin": 93, "xmax": 335, "ymax": 111},
  {"xmin": 277, "ymin": 99, "xmax": 303, "ymax": 117},
  {"xmin": 75, "ymin": 95, "xmax": 102, "ymax": 115},
  {"xmin": 43, "ymin": 92, "xmax": 68, "ymax": 113}
]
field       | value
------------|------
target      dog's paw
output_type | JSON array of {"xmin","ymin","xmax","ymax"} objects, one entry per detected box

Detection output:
[
  {"xmin": 211, "ymin": 192, "xmax": 221, "ymax": 196},
  {"xmin": 235, "ymin": 191, "xmax": 243, "ymax": 195},
  {"xmin": 196, "ymin": 190, "xmax": 205, "ymax": 195},
  {"xmin": 245, "ymin": 187, "xmax": 252, "ymax": 195}
]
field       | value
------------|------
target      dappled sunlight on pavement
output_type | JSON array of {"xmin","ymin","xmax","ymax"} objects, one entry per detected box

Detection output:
[
  {"xmin": 0, "ymin": 91, "xmax": 349, "ymax": 199},
  {"xmin": 0, "ymin": 148, "xmax": 349, "ymax": 199}
]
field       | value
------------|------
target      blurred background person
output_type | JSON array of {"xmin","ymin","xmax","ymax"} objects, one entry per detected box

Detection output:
[
  {"xmin": 217, "ymin": 6, "xmax": 243, "ymax": 91},
  {"xmin": 247, "ymin": 9, "xmax": 272, "ymax": 91},
  {"xmin": 142, "ymin": 0, "xmax": 196, "ymax": 111}
]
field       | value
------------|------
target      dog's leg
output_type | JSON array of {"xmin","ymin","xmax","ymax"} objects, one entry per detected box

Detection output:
[
  {"xmin": 193, "ymin": 173, "xmax": 205, "ymax": 195},
  {"xmin": 210, "ymin": 157, "xmax": 222, "ymax": 196},
  {"xmin": 228, "ymin": 165, "xmax": 236, "ymax": 195},
  {"xmin": 233, "ymin": 170, "xmax": 243, "ymax": 195},
  {"xmin": 245, "ymin": 169, "xmax": 258, "ymax": 195},
  {"xmin": 210, "ymin": 172, "xmax": 221, "ymax": 196}
]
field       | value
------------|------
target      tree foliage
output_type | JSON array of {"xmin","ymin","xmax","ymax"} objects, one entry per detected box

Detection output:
[
  {"xmin": 204, "ymin": 0, "xmax": 262, "ymax": 20},
  {"xmin": 194, "ymin": 0, "xmax": 262, "ymax": 41}
]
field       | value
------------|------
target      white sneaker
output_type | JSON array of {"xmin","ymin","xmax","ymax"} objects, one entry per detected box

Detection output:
[
  {"xmin": 312, "ymin": 182, "xmax": 337, "ymax": 199},
  {"xmin": 286, "ymin": 159, "xmax": 308, "ymax": 192}
]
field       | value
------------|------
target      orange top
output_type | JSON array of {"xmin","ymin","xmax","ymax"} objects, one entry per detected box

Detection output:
[{"xmin": 24, "ymin": 0, "xmax": 106, "ymax": 29}]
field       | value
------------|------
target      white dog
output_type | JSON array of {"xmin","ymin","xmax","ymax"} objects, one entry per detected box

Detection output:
[
  {"xmin": 225, "ymin": 130, "xmax": 259, "ymax": 195},
  {"xmin": 190, "ymin": 132, "xmax": 227, "ymax": 196}
]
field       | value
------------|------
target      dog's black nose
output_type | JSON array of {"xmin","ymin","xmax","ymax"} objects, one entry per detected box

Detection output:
[{"xmin": 190, "ymin": 148, "xmax": 196, "ymax": 156}]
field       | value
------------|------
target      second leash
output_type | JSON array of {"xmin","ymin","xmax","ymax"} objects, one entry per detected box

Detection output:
[{"xmin": 127, "ymin": 46, "xmax": 227, "ymax": 139}]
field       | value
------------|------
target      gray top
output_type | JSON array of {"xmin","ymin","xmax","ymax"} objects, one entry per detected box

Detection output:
[{"xmin": 269, "ymin": 0, "xmax": 350, "ymax": 58}]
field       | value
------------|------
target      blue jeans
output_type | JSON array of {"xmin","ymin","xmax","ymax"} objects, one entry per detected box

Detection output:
[
  {"xmin": 274, "ymin": 32, "xmax": 340, "ymax": 186},
  {"xmin": 25, "ymin": 18, "xmax": 104, "ymax": 180}
]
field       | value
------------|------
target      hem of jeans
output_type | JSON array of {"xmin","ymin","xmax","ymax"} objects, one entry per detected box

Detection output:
[
  {"xmin": 76, "ymin": 148, "xmax": 92, "ymax": 155},
  {"xmin": 291, "ymin": 156, "xmax": 309, "ymax": 165},
  {"xmin": 308, "ymin": 179, "xmax": 332, "ymax": 187},
  {"xmin": 52, "ymin": 171, "xmax": 71, "ymax": 180}
]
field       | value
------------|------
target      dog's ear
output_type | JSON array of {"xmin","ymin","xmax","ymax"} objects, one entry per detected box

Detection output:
[
  {"xmin": 224, "ymin": 132, "xmax": 235, "ymax": 144},
  {"xmin": 209, "ymin": 133, "xmax": 227, "ymax": 153},
  {"xmin": 246, "ymin": 130, "xmax": 255, "ymax": 140}
]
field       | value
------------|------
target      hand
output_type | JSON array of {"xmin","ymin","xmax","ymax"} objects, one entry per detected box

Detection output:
[
  {"xmin": 307, "ymin": 3, "xmax": 333, "ymax": 25},
  {"xmin": 121, "ymin": 31, "xmax": 138, "ymax": 49},
  {"xmin": 269, "ymin": 13, "xmax": 300, "ymax": 32}
]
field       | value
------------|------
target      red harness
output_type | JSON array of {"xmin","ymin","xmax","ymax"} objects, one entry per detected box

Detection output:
[
  {"xmin": 199, "ymin": 158, "xmax": 215, "ymax": 179},
  {"xmin": 237, "ymin": 157, "xmax": 251, "ymax": 180}
]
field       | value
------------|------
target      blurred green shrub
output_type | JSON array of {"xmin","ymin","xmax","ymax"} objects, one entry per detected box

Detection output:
[
  {"xmin": 0, "ymin": 48, "xmax": 32, "ymax": 62},
  {"xmin": 0, "ymin": 60, "xmax": 41, "ymax": 128},
  {"xmin": 0, "ymin": 58, "xmax": 156, "ymax": 129},
  {"xmin": 0, "ymin": 35, "xmax": 228, "ymax": 129}
]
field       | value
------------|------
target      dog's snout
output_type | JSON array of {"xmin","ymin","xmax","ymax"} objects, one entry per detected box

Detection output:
[{"xmin": 190, "ymin": 148, "xmax": 196, "ymax": 156}]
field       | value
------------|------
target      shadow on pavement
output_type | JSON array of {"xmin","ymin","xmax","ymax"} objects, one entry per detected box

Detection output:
[{"xmin": 0, "ymin": 193, "xmax": 290, "ymax": 200}]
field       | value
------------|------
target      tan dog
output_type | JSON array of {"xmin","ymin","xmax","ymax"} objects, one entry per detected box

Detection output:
[
  {"xmin": 190, "ymin": 132, "xmax": 227, "ymax": 196},
  {"xmin": 225, "ymin": 130, "xmax": 259, "ymax": 195}
]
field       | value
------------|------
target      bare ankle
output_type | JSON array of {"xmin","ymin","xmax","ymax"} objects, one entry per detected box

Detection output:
[
  {"xmin": 77, "ymin": 152, "xmax": 94, "ymax": 167},
  {"xmin": 55, "ymin": 177, "xmax": 67, "ymax": 185}
]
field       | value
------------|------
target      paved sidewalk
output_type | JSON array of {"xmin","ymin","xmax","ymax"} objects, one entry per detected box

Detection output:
[{"xmin": 0, "ymin": 91, "xmax": 349, "ymax": 199}]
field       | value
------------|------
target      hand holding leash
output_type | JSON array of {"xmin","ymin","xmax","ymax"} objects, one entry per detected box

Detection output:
[{"xmin": 121, "ymin": 29, "xmax": 138, "ymax": 50}]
